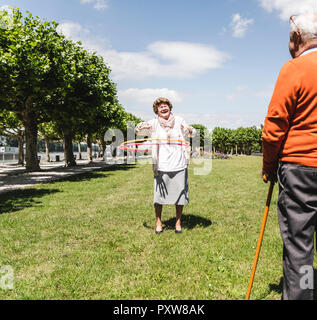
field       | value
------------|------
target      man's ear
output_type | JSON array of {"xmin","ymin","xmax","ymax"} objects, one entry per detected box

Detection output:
[{"xmin": 293, "ymin": 30, "xmax": 302, "ymax": 48}]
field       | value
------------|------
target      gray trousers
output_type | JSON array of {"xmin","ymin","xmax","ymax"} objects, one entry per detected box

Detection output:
[{"xmin": 277, "ymin": 162, "xmax": 317, "ymax": 300}]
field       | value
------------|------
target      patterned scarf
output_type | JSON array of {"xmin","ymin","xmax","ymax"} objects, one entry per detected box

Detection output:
[{"xmin": 158, "ymin": 114, "xmax": 175, "ymax": 138}]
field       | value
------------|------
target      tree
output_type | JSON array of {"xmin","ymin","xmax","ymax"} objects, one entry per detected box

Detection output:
[
  {"xmin": 212, "ymin": 126, "xmax": 263, "ymax": 155},
  {"xmin": 42, "ymin": 40, "xmax": 121, "ymax": 166},
  {"xmin": 0, "ymin": 8, "xmax": 68, "ymax": 171},
  {"xmin": 189, "ymin": 124, "xmax": 212, "ymax": 153},
  {"xmin": 212, "ymin": 127, "xmax": 232, "ymax": 153},
  {"xmin": 38, "ymin": 122, "xmax": 60, "ymax": 162},
  {"xmin": 0, "ymin": 7, "xmax": 141, "ymax": 170},
  {"xmin": 77, "ymin": 53, "xmax": 122, "ymax": 164}
]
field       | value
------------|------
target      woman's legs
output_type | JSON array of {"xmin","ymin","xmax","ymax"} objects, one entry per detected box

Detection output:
[
  {"xmin": 154, "ymin": 204, "xmax": 183, "ymax": 233},
  {"xmin": 175, "ymin": 205, "xmax": 183, "ymax": 232},
  {"xmin": 154, "ymin": 204, "xmax": 163, "ymax": 232}
]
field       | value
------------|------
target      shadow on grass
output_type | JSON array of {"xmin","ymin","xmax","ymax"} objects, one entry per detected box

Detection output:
[
  {"xmin": 100, "ymin": 163, "xmax": 137, "ymax": 172},
  {"xmin": 163, "ymin": 214, "xmax": 212, "ymax": 230},
  {"xmin": 0, "ymin": 164, "xmax": 137, "ymax": 215},
  {"xmin": 268, "ymin": 277, "xmax": 283, "ymax": 297},
  {"xmin": 0, "ymin": 188, "xmax": 60, "ymax": 215},
  {"xmin": 143, "ymin": 213, "xmax": 212, "ymax": 231},
  {"xmin": 54, "ymin": 164, "xmax": 137, "ymax": 183},
  {"xmin": 268, "ymin": 269, "xmax": 317, "ymax": 300}
]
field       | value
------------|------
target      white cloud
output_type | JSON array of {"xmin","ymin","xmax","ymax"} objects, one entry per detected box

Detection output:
[
  {"xmin": 57, "ymin": 21, "xmax": 111, "ymax": 53},
  {"xmin": 80, "ymin": 0, "xmax": 109, "ymax": 10},
  {"xmin": 225, "ymin": 84, "xmax": 273, "ymax": 101},
  {"xmin": 128, "ymin": 109, "xmax": 265, "ymax": 129},
  {"xmin": 118, "ymin": 87, "xmax": 270, "ymax": 129},
  {"xmin": 103, "ymin": 41, "xmax": 230, "ymax": 80},
  {"xmin": 118, "ymin": 88, "xmax": 183, "ymax": 107},
  {"xmin": 259, "ymin": 0, "xmax": 317, "ymax": 20},
  {"xmin": 57, "ymin": 21, "xmax": 90, "ymax": 39},
  {"xmin": 0, "ymin": 5, "xmax": 10, "ymax": 10},
  {"xmin": 57, "ymin": 21, "xmax": 230, "ymax": 81},
  {"xmin": 231, "ymin": 13, "xmax": 254, "ymax": 38},
  {"xmin": 180, "ymin": 112, "xmax": 264, "ymax": 129}
]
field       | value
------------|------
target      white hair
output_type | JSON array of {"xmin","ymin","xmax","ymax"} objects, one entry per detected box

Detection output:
[{"xmin": 290, "ymin": 13, "xmax": 317, "ymax": 41}]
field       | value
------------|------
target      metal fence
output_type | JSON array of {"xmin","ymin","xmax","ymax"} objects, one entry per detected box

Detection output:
[
  {"xmin": 1, "ymin": 148, "xmax": 116, "ymax": 164},
  {"xmin": 0, "ymin": 153, "xmax": 19, "ymax": 164}
]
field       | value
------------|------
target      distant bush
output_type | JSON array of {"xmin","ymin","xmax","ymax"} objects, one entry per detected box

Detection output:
[{"xmin": 211, "ymin": 126, "xmax": 263, "ymax": 155}]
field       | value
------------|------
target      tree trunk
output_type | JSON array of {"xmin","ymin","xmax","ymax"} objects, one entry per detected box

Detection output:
[
  {"xmin": 63, "ymin": 130, "xmax": 76, "ymax": 167},
  {"xmin": 101, "ymin": 140, "xmax": 107, "ymax": 160},
  {"xmin": 17, "ymin": 133, "xmax": 24, "ymax": 166},
  {"xmin": 77, "ymin": 142, "xmax": 82, "ymax": 160},
  {"xmin": 22, "ymin": 100, "xmax": 40, "ymax": 172},
  {"xmin": 45, "ymin": 137, "xmax": 51, "ymax": 162},
  {"xmin": 87, "ymin": 133, "xmax": 93, "ymax": 163},
  {"xmin": 98, "ymin": 142, "xmax": 101, "ymax": 158}
]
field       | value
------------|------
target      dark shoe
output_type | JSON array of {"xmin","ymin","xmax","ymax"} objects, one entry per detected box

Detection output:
[{"xmin": 175, "ymin": 228, "xmax": 182, "ymax": 234}]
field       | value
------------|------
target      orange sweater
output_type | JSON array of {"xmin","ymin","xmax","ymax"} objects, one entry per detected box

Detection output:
[{"xmin": 262, "ymin": 50, "xmax": 317, "ymax": 173}]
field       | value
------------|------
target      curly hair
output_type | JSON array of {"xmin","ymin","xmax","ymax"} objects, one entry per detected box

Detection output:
[{"xmin": 153, "ymin": 97, "xmax": 173, "ymax": 114}]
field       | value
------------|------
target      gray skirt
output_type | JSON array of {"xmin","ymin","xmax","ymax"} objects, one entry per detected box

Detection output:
[{"xmin": 153, "ymin": 168, "xmax": 189, "ymax": 205}]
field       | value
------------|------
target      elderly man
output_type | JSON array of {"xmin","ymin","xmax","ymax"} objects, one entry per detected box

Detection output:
[{"xmin": 262, "ymin": 13, "xmax": 317, "ymax": 300}]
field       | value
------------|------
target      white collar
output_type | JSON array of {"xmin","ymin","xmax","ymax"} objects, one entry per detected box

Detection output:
[{"xmin": 300, "ymin": 47, "xmax": 317, "ymax": 56}]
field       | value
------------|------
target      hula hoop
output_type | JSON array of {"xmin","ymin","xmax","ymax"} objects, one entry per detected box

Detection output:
[{"xmin": 120, "ymin": 138, "xmax": 190, "ymax": 153}]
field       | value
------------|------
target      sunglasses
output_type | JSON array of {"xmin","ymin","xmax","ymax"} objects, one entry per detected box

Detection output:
[{"xmin": 289, "ymin": 15, "xmax": 299, "ymax": 30}]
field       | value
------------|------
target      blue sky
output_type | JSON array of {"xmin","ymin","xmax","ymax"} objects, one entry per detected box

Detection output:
[{"xmin": 1, "ymin": 0, "xmax": 317, "ymax": 129}]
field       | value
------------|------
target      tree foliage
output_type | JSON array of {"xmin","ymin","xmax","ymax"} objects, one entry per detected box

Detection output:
[
  {"xmin": 0, "ymin": 7, "xmax": 139, "ymax": 170},
  {"xmin": 212, "ymin": 126, "xmax": 262, "ymax": 155}
]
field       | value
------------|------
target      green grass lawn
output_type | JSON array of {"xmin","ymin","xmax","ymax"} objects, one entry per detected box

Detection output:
[{"xmin": 0, "ymin": 156, "xmax": 285, "ymax": 300}]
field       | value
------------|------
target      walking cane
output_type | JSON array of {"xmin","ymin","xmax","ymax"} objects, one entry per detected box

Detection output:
[{"xmin": 245, "ymin": 180, "xmax": 275, "ymax": 300}]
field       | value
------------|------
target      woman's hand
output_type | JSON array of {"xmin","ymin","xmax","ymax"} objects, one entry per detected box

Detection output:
[
  {"xmin": 140, "ymin": 124, "xmax": 151, "ymax": 130},
  {"xmin": 181, "ymin": 124, "xmax": 195, "ymax": 137},
  {"xmin": 135, "ymin": 122, "xmax": 152, "ymax": 134}
]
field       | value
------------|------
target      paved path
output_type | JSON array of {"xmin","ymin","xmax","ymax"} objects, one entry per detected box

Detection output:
[{"xmin": 0, "ymin": 159, "xmax": 115, "ymax": 195}]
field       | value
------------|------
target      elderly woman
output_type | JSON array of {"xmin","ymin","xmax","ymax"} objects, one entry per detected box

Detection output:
[{"xmin": 135, "ymin": 97, "xmax": 195, "ymax": 234}]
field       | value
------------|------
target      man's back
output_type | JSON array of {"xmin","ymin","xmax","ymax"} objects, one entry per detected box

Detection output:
[{"xmin": 262, "ymin": 51, "xmax": 317, "ymax": 171}]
